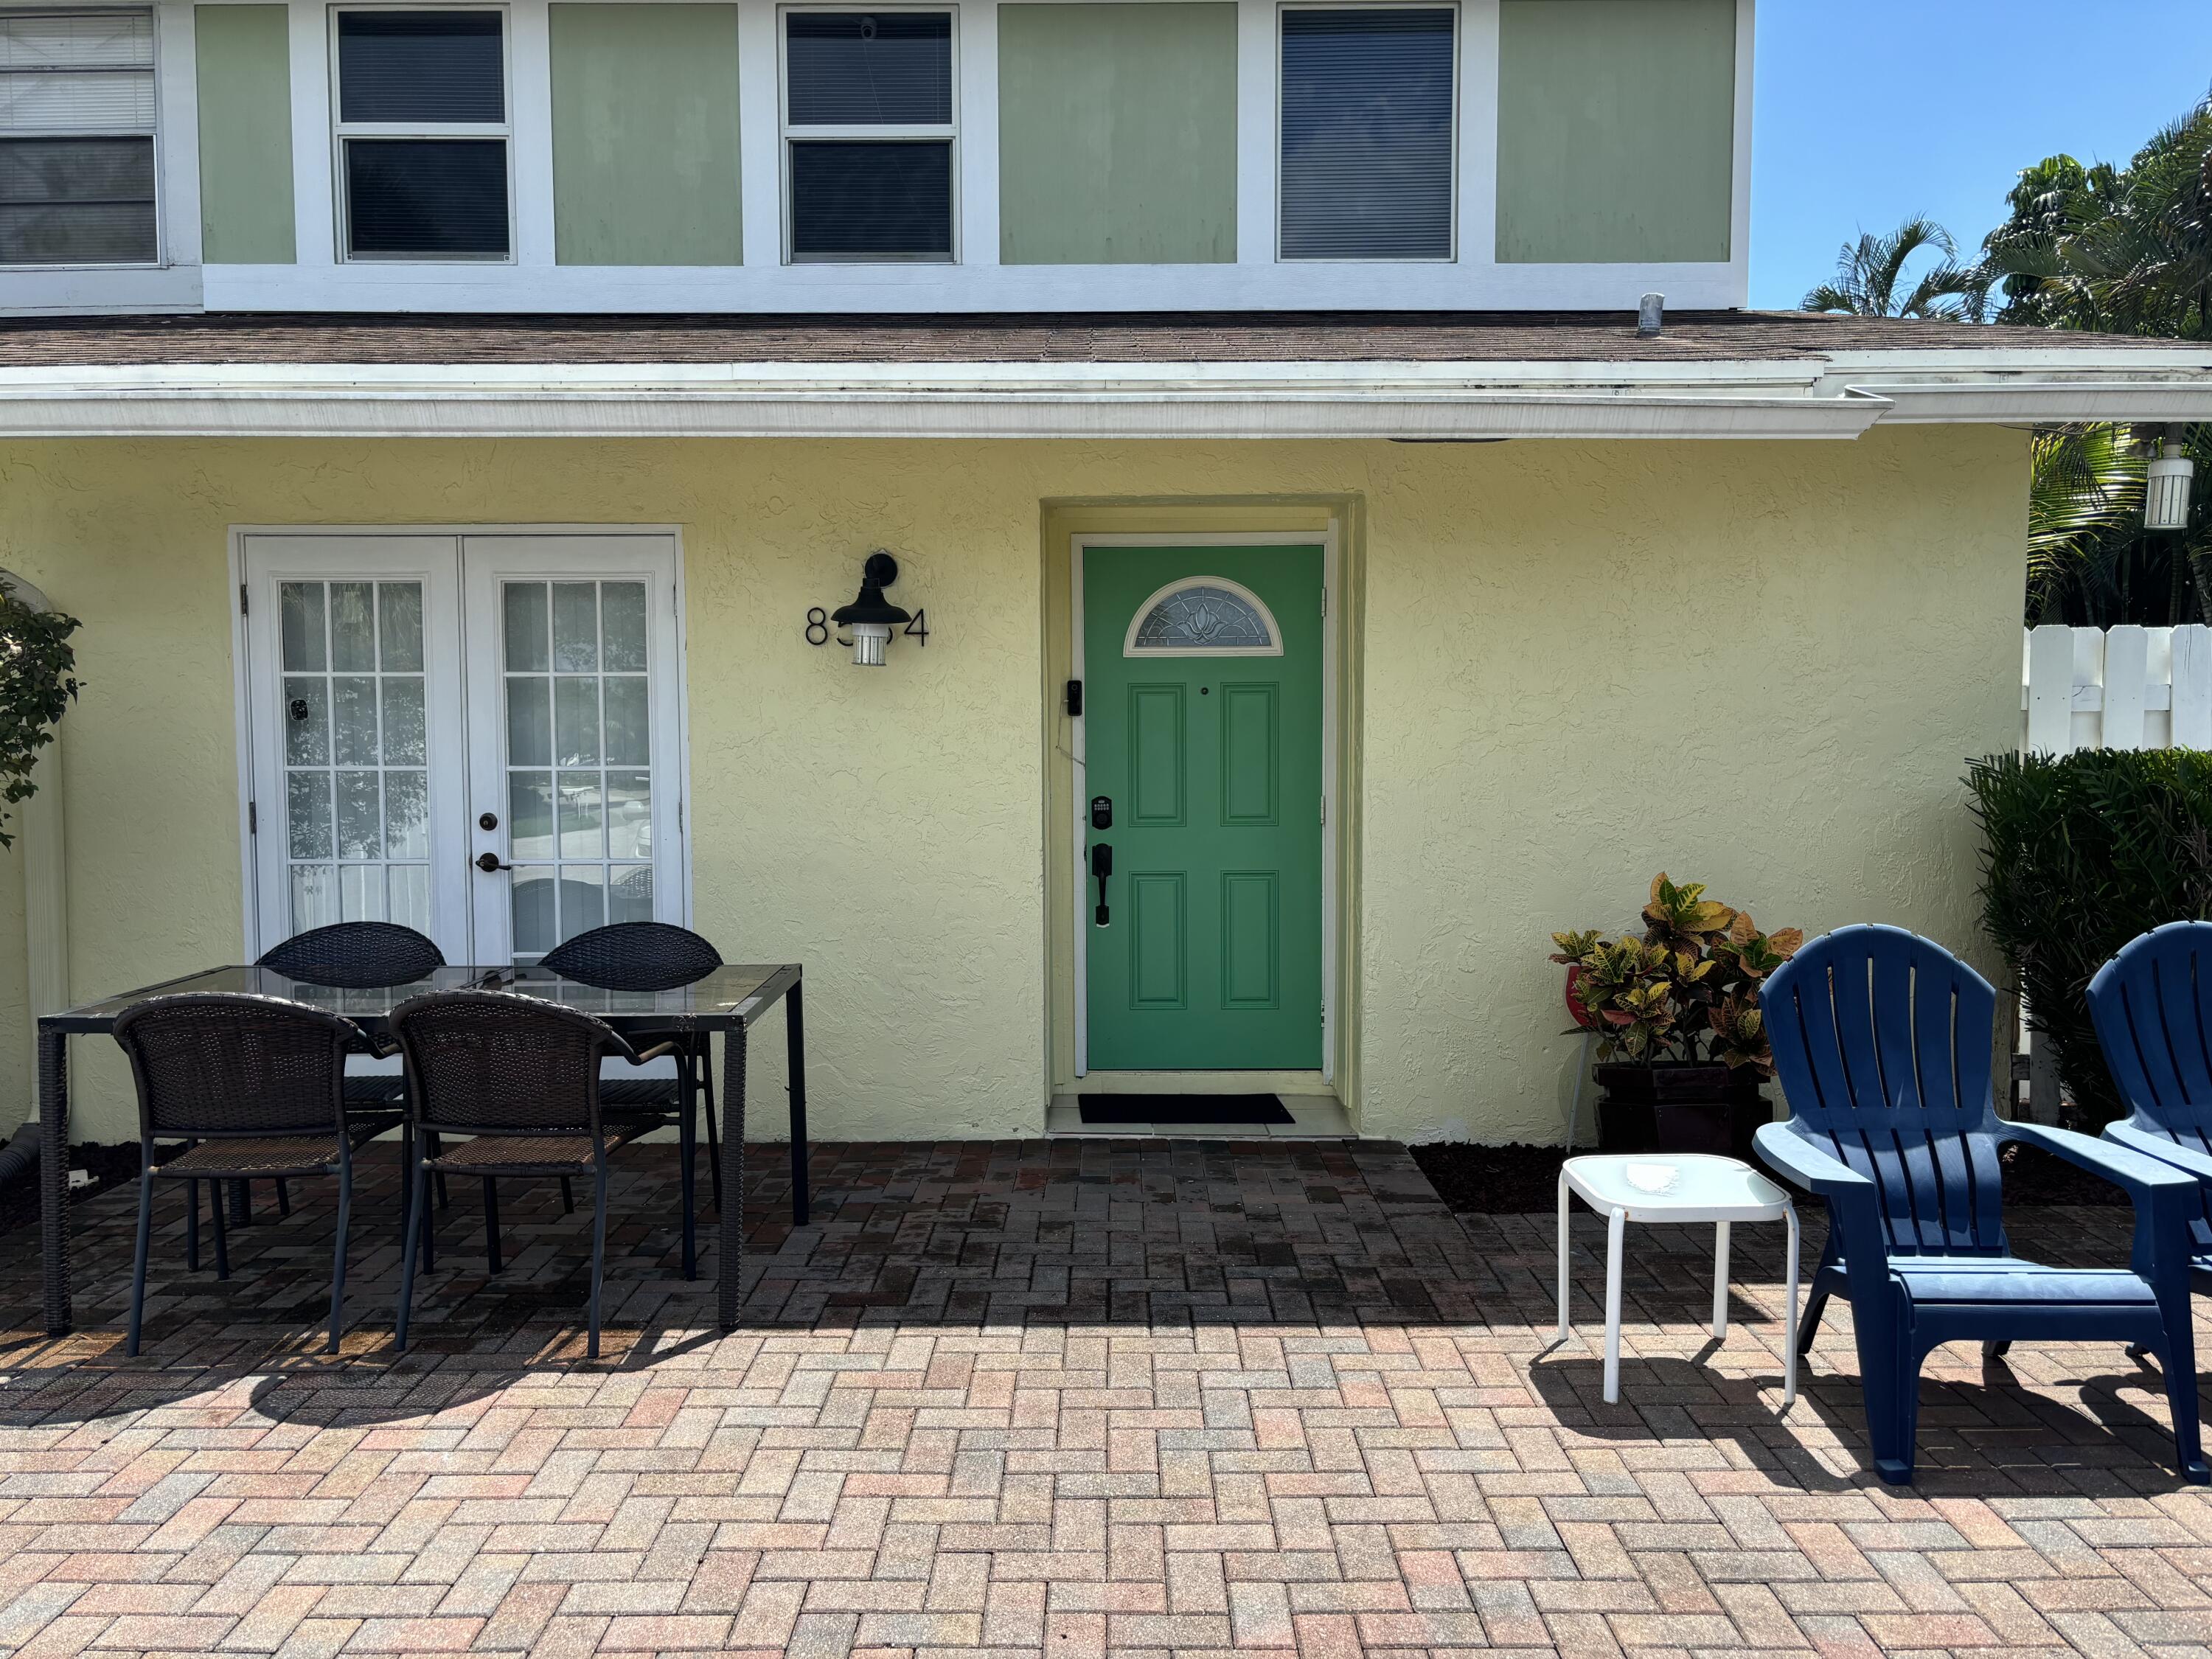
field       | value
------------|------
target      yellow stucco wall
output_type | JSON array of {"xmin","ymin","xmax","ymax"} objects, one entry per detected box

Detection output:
[{"xmin": 0, "ymin": 425, "xmax": 2026, "ymax": 1145}]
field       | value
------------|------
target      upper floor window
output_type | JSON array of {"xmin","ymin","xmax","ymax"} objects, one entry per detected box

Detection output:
[
  {"xmin": 334, "ymin": 8, "xmax": 510, "ymax": 260},
  {"xmin": 782, "ymin": 10, "xmax": 954, "ymax": 263},
  {"xmin": 0, "ymin": 9, "xmax": 158, "ymax": 266},
  {"xmin": 1279, "ymin": 6, "xmax": 1454, "ymax": 261}
]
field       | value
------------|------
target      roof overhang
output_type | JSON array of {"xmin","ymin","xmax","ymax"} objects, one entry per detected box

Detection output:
[{"xmin": 1, "ymin": 344, "xmax": 2211, "ymax": 439}]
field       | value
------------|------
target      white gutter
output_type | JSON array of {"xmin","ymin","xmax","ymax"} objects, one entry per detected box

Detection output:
[
  {"xmin": 0, "ymin": 346, "xmax": 2207, "ymax": 438},
  {"xmin": 1823, "ymin": 344, "xmax": 2212, "ymax": 424},
  {"xmin": 0, "ymin": 358, "xmax": 1888, "ymax": 440}
]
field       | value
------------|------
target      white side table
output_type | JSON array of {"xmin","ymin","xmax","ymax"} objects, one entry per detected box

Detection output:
[{"xmin": 1556, "ymin": 1152, "xmax": 1798, "ymax": 1407}]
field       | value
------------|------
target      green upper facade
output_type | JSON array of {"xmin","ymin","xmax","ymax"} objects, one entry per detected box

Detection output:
[{"xmin": 15, "ymin": 0, "xmax": 1747, "ymax": 313}]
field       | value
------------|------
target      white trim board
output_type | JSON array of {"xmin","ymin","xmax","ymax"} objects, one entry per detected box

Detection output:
[{"xmin": 1069, "ymin": 529, "xmax": 1340, "ymax": 1085}]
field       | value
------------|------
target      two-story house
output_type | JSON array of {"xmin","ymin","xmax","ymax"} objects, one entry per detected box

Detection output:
[{"xmin": 0, "ymin": 0, "xmax": 2209, "ymax": 1152}]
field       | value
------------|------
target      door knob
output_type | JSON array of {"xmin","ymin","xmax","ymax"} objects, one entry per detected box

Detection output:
[{"xmin": 474, "ymin": 852, "xmax": 511, "ymax": 873}]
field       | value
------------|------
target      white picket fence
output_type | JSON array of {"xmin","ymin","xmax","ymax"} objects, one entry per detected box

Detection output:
[
  {"xmin": 2014, "ymin": 625, "xmax": 2212, "ymax": 1117},
  {"xmin": 2021, "ymin": 622, "xmax": 2212, "ymax": 754}
]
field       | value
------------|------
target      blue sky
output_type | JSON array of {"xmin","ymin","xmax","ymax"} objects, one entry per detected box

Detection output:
[{"xmin": 1750, "ymin": 2, "xmax": 2212, "ymax": 310}]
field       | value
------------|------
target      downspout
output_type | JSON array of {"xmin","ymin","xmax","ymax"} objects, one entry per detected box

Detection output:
[{"xmin": 0, "ymin": 572, "xmax": 65, "ymax": 1182}]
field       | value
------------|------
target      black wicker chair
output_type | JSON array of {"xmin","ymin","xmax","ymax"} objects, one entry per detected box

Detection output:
[
  {"xmin": 256, "ymin": 922, "xmax": 448, "ymax": 1218},
  {"xmin": 389, "ymin": 990, "xmax": 673, "ymax": 1357},
  {"xmin": 538, "ymin": 923, "xmax": 725, "ymax": 1274},
  {"xmin": 112, "ymin": 994, "xmax": 375, "ymax": 1355},
  {"xmin": 257, "ymin": 922, "xmax": 447, "ymax": 989}
]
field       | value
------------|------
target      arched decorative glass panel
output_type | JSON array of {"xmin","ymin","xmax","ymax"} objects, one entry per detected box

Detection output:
[{"xmin": 1123, "ymin": 577, "xmax": 1283, "ymax": 657}]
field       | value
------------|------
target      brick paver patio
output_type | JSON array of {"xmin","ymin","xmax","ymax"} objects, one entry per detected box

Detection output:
[{"xmin": 0, "ymin": 1138, "xmax": 2207, "ymax": 1658}]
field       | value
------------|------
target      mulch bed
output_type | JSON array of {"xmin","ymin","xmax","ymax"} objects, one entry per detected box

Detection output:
[{"xmin": 1409, "ymin": 1136, "xmax": 2129, "ymax": 1214}]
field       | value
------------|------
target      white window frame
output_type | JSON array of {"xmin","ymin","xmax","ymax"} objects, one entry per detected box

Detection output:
[
  {"xmin": 0, "ymin": 4, "xmax": 162, "ymax": 269},
  {"xmin": 1275, "ymin": 0, "xmax": 1458, "ymax": 265},
  {"xmin": 777, "ymin": 2, "xmax": 959, "ymax": 266},
  {"xmin": 327, "ymin": 1, "xmax": 517, "ymax": 265}
]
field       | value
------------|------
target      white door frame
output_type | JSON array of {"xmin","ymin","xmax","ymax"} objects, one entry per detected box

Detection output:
[
  {"xmin": 1069, "ymin": 529, "xmax": 1340, "ymax": 1081},
  {"xmin": 229, "ymin": 524, "xmax": 693, "ymax": 961}
]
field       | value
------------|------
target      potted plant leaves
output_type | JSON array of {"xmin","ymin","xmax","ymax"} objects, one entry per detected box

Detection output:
[{"xmin": 1549, "ymin": 874, "xmax": 1800, "ymax": 1159}]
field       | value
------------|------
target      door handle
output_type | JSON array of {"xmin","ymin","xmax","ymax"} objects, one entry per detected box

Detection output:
[
  {"xmin": 1090, "ymin": 842, "xmax": 1113, "ymax": 926},
  {"xmin": 474, "ymin": 852, "xmax": 511, "ymax": 873}
]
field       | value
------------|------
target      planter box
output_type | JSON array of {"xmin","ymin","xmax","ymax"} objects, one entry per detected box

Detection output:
[{"xmin": 1594, "ymin": 1062, "xmax": 1772, "ymax": 1161}]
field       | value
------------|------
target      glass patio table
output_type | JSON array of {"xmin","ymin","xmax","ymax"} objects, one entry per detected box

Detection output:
[{"xmin": 34, "ymin": 961, "xmax": 806, "ymax": 1338}]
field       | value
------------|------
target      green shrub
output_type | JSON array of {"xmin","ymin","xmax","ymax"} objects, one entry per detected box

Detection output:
[{"xmin": 1966, "ymin": 748, "xmax": 2212, "ymax": 1126}]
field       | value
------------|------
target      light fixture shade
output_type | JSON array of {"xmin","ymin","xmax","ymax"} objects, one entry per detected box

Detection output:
[
  {"xmin": 850, "ymin": 622, "xmax": 891, "ymax": 666},
  {"xmin": 2148, "ymin": 448, "xmax": 2195, "ymax": 531}
]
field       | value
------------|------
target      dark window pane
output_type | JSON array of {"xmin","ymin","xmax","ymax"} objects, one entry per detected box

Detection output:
[
  {"xmin": 345, "ymin": 139, "xmax": 509, "ymax": 256},
  {"xmin": 790, "ymin": 139, "xmax": 951, "ymax": 259},
  {"xmin": 0, "ymin": 136, "xmax": 155, "ymax": 263},
  {"xmin": 338, "ymin": 10, "xmax": 504, "ymax": 124},
  {"xmin": 787, "ymin": 13, "xmax": 950, "ymax": 125},
  {"xmin": 1280, "ymin": 8, "xmax": 1453, "ymax": 260}
]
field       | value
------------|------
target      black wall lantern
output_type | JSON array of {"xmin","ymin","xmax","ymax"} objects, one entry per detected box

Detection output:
[{"xmin": 829, "ymin": 551, "xmax": 915, "ymax": 666}]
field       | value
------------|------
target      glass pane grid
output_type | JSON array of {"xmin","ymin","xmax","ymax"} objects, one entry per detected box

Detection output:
[
  {"xmin": 279, "ymin": 579, "xmax": 431, "ymax": 936},
  {"xmin": 504, "ymin": 579, "xmax": 652, "ymax": 959}
]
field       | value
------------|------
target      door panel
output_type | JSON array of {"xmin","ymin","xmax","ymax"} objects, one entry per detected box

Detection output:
[
  {"xmin": 1128, "ymin": 684, "xmax": 1186, "ymax": 827},
  {"xmin": 462, "ymin": 535, "xmax": 685, "ymax": 963},
  {"xmin": 243, "ymin": 536, "xmax": 470, "ymax": 964},
  {"xmin": 1220, "ymin": 871, "xmax": 1279, "ymax": 1009},
  {"xmin": 1082, "ymin": 544, "xmax": 1324, "ymax": 1071},
  {"xmin": 1128, "ymin": 872, "xmax": 1189, "ymax": 1009}
]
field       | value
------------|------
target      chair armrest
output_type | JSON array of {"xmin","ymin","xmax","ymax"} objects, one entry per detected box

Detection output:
[
  {"xmin": 2006, "ymin": 1120, "xmax": 2197, "ymax": 1200},
  {"xmin": 625, "ymin": 1040, "xmax": 680, "ymax": 1066},
  {"xmin": 2107, "ymin": 1120, "xmax": 2212, "ymax": 1185},
  {"xmin": 1756, "ymin": 1121, "xmax": 1893, "ymax": 1288},
  {"xmin": 2011, "ymin": 1120, "xmax": 2199, "ymax": 1284},
  {"xmin": 1754, "ymin": 1121, "xmax": 1875, "ymax": 1195}
]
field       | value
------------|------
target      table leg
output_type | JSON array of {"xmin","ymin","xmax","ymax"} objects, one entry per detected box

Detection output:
[
  {"xmin": 786, "ymin": 981, "xmax": 808, "ymax": 1225},
  {"xmin": 1712, "ymin": 1220, "xmax": 1731, "ymax": 1340},
  {"xmin": 38, "ymin": 1024, "xmax": 69, "ymax": 1337},
  {"xmin": 1782, "ymin": 1204, "xmax": 1800, "ymax": 1408},
  {"xmin": 717, "ymin": 1023, "xmax": 748, "ymax": 1333},
  {"xmin": 1604, "ymin": 1206, "xmax": 1625, "ymax": 1404},
  {"xmin": 1554, "ymin": 1172, "xmax": 1571, "ymax": 1341}
]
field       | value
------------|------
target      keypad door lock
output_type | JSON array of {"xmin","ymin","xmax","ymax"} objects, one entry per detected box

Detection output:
[{"xmin": 1090, "ymin": 796, "xmax": 1113, "ymax": 830}]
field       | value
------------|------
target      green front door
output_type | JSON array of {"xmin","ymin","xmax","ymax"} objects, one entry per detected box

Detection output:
[{"xmin": 1082, "ymin": 544, "xmax": 1325, "ymax": 1070}]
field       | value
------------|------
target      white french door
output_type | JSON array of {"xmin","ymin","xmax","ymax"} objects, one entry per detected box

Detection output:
[
  {"xmin": 240, "ymin": 530, "xmax": 686, "ymax": 965},
  {"xmin": 460, "ymin": 536, "xmax": 684, "ymax": 963}
]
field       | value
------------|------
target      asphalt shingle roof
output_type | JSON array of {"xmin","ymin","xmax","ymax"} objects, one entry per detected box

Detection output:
[{"xmin": 0, "ymin": 308, "xmax": 2187, "ymax": 368}]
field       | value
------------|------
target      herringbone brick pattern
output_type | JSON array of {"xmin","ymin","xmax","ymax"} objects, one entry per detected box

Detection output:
[{"xmin": 0, "ymin": 1138, "xmax": 2206, "ymax": 1658}]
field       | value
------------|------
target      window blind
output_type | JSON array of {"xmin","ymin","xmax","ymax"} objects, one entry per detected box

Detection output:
[
  {"xmin": 786, "ymin": 13, "xmax": 951, "ymax": 127},
  {"xmin": 0, "ymin": 10, "xmax": 156, "ymax": 265},
  {"xmin": 338, "ymin": 11, "xmax": 505, "ymax": 125},
  {"xmin": 789, "ymin": 139, "xmax": 951, "ymax": 259},
  {"xmin": 345, "ymin": 138, "xmax": 509, "ymax": 256},
  {"xmin": 1279, "ymin": 7, "xmax": 1454, "ymax": 261}
]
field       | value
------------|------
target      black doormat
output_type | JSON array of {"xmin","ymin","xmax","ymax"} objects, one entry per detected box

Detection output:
[{"xmin": 1078, "ymin": 1093, "xmax": 1294, "ymax": 1126}]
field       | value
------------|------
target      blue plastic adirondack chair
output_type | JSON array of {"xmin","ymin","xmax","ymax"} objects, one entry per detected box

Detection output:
[
  {"xmin": 1758, "ymin": 924, "xmax": 2205, "ymax": 1486},
  {"xmin": 2089, "ymin": 922, "xmax": 2212, "ymax": 1279}
]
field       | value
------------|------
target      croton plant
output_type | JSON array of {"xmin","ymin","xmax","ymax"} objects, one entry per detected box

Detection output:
[{"xmin": 1549, "ymin": 874, "xmax": 1803, "ymax": 1077}]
